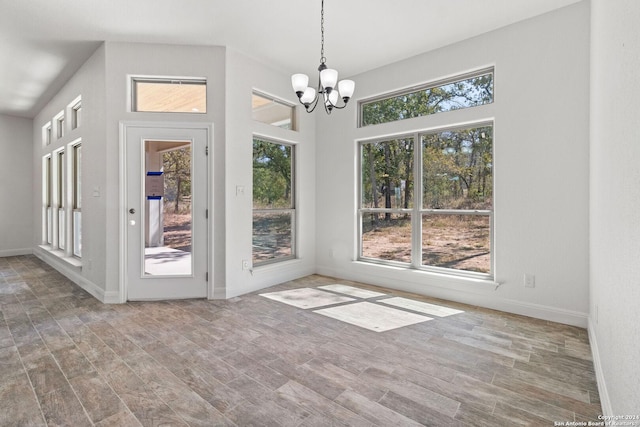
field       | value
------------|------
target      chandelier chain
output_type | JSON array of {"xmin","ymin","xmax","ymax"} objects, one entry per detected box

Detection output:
[
  {"xmin": 291, "ymin": 0, "xmax": 354, "ymax": 114},
  {"xmin": 320, "ymin": 0, "xmax": 325, "ymax": 63}
]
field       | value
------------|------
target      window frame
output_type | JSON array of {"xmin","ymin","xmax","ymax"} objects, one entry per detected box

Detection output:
[
  {"xmin": 358, "ymin": 121, "xmax": 494, "ymax": 279},
  {"xmin": 131, "ymin": 76, "xmax": 207, "ymax": 113},
  {"xmin": 71, "ymin": 142, "xmax": 82, "ymax": 258},
  {"xmin": 358, "ymin": 67, "xmax": 494, "ymax": 128},
  {"xmin": 358, "ymin": 134, "xmax": 416, "ymax": 267},
  {"xmin": 55, "ymin": 149, "xmax": 66, "ymax": 250},
  {"xmin": 43, "ymin": 155, "xmax": 53, "ymax": 245},
  {"xmin": 252, "ymin": 136, "xmax": 297, "ymax": 267}
]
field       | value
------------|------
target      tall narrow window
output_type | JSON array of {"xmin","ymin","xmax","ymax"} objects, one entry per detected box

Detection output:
[
  {"xmin": 252, "ymin": 137, "xmax": 295, "ymax": 265},
  {"xmin": 360, "ymin": 137, "xmax": 414, "ymax": 264},
  {"xmin": 421, "ymin": 125, "xmax": 493, "ymax": 274},
  {"xmin": 57, "ymin": 150, "xmax": 66, "ymax": 250},
  {"xmin": 132, "ymin": 78, "xmax": 206, "ymax": 113},
  {"xmin": 43, "ymin": 156, "xmax": 52, "ymax": 244},
  {"xmin": 72, "ymin": 144, "xmax": 82, "ymax": 257}
]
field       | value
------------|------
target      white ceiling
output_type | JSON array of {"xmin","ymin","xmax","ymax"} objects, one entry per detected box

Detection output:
[{"xmin": 0, "ymin": 0, "xmax": 582, "ymax": 118}]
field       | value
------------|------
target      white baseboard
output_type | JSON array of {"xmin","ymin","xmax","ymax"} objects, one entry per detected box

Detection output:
[
  {"xmin": 588, "ymin": 318, "xmax": 612, "ymax": 416},
  {"xmin": 33, "ymin": 249, "xmax": 110, "ymax": 304},
  {"xmin": 224, "ymin": 259, "xmax": 315, "ymax": 299},
  {"xmin": 316, "ymin": 264, "xmax": 588, "ymax": 327},
  {"xmin": 0, "ymin": 248, "xmax": 33, "ymax": 257}
]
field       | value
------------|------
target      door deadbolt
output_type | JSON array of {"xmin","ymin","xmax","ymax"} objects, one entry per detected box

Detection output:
[{"xmin": 129, "ymin": 208, "xmax": 135, "ymax": 214}]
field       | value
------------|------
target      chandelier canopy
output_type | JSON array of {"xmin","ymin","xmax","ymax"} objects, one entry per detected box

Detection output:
[{"xmin": 291, "ymin": 0, "xmax": 355, "ymax": 114}]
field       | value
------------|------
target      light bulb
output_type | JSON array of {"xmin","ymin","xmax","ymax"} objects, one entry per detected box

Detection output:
[
  {"xmin": 320, "ymin": 68, "xmax": 338, "ymax": 90},
  {"xmin": 338, "ymin": 80, "xmax": 355, "ymax": 99},
  {"xmin": 291, "ymin": 74, "xmax": 309, "ymax": 93},
  {"xmin": 327, "ymin": 90, "xmax": 339, "ymax": 106},
  {"xmin": 300, "ymin": 87, "xmax": 316, "ymax": 104}
]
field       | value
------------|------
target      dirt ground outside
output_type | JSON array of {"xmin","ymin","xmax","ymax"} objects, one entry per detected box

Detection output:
[
  {"xmin": 163, "ymin": 211, "xmax": 192, "ymax": 252},
  {"xmin": 362, "ymin": 214, "xmax": 490, "ymax": 273},
  {"xmin": 162, "ymin": 209, "xmax": 489, "ymax": 273},
  {"xmin": 252, "ymin": 212, "xmax": 292, "ymax": 263}
]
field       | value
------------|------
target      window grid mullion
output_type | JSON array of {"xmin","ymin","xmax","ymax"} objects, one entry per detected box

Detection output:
[{"xmin": 412, "ymin": 132, "xmax": 422, "ymax": 269}]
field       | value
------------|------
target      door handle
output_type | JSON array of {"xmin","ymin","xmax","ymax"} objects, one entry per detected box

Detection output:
[{"xmin": 129, "ymin": 208, "xmax": 136, "ymax": 214}]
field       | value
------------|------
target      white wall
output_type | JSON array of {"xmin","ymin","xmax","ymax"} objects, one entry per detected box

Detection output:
[
  {"xmin": 0, "ymin": 114, "xmax": 33, "ymax": 256},
  {"xmin": 316, "ymin": 2, "xmax": 591, "ymax": 326},
  {"xmin": 223, "ymin": 48, "xmax": 316, "ymax": 297},
  {"xmin": 30, "ymin": 41, "xmax": 317, "ymax": 303},
  {"xmin": 32, "ymin": 44, "xmax": 107, "ymax": 300},
  {"xmin": 589, "ymin": 0, "xmax": 640, "ymax": 415},
  {"xmin": 103, "ymin": 42, "xmax": 226, "ymax": 300}
]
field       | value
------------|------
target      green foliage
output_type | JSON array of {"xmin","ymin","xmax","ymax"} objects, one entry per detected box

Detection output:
[
  {"xmin": 361, "ymin": 138, "xmax": 414, "ymax": 210},
  {"xmin": 163, "ymin": 146, "xmax": 191, "ymax": 213},
  {"xmin": 253, "ymin": 138, "xmax": 293, "ymax": 209},
  {"xmin": 422, "ymin": 126, "xmax": 492, "ymax": 210},
  {"xmin": 361, "ymin": 75, "xmax": 493, "ymax": 214},
  {"xmin": 362, "ymin": 73, "xmax": 493, "ymax": 126}
]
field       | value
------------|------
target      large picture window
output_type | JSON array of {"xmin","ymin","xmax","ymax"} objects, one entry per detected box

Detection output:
[
  {"xmin": 252, "ymin": 137, "xmax": 295, "ymax": 266},
  {"xmin": 359, "ymin": 124, "xmax": 493, "ymax": 277}
]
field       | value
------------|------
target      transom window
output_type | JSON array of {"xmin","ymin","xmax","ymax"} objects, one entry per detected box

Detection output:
[
  {"xmin": 54, "ymin": 111, "xmax": 65, "ymax": 139},
  {"xmin": 359, "ymin": 123, "xmax": 493, "ymax": 277},
  {"xmin": 43, "ymin": 122, "xmax": 52, "ymax": 146},
  {"xmin": 252, "ymin": 91, "xmax": 296, "ymax": 130},
  {"xmin": 132, "ymin": 77, "xmax": 207, "ymax": 113},
  {"xmin": 359, "ymin": 68, "xmax": 493, "ymax": 127},
  {"xmin": 70, "ymin": 97, "xmax": 82, "ymax": 129},
  {"xmin": 252, "ymin": 137, "xmax": 296, "ymax": 266}
]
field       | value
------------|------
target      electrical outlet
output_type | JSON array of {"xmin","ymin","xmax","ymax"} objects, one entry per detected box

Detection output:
[
  {"xmin": 242, "ymin": 260, "xmax": 250, "ymax": 270},
  {"xmin": 524, "ymin": 273, "xmax": 535, "ymax": 288}
]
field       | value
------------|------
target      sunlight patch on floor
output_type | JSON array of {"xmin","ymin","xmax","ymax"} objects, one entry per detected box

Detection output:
[
  {"xmin": 260, "ymin": 288, "xmax": 354, "ymax": 309},
  {"xmin": 314, "ymin": 301, "xmax": 432, "ymax": 332},
  {"xmin": 379, "ymin": 297, "xmax": 464, "ymax": 317},
  {"xmin": 260, "ymin": 284, "xmax": 465, "ymax": 332},
  {"xmin": 317, "ymin": 284, "xmax": 386, "ymax": 299}
]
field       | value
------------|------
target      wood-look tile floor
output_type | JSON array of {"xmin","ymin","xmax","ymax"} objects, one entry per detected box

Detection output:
[{"xmin": 0, "ymin": 255, "xmax": 603, "ymax": 426}]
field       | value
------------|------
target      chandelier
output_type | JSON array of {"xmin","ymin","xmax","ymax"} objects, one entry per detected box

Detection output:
[{"xmin": 291, "ymin": 0, "xmax": 355, "ymax": 114}]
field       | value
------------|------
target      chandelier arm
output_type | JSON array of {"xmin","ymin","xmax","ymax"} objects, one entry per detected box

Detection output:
[
  {"xmin": 323, "ymin": 97, "xmax": 349, "ymax": 110},
  {"xmin": 329, "ymin": 102, "xmax": 349, "ymax": 110},
  {"xmin": 304, "ymin": 92, "xmax": 321, "ymax": 113}
]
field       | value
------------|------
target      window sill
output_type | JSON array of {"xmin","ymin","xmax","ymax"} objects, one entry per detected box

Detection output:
[
  {"xmin": 251, "ymin": 257, "xmax": 301, "ymax": 273},
  {"xmin": 351, "ymin": 260, "xmax": 500, "ymax": 291},
  {"xmin": 38, "ymin": 245, "xmax": 83, "ymax": 269}
]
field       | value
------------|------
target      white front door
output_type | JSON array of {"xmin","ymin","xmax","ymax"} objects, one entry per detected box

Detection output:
[{"xmin": 124, "ymin": 124, "xmax": 209, "ymax": 300}]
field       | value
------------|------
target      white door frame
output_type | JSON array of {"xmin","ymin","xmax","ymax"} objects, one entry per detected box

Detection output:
[{"xmin": 119, "ymin": 121, "xmax": 214, "ymax": 303}]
